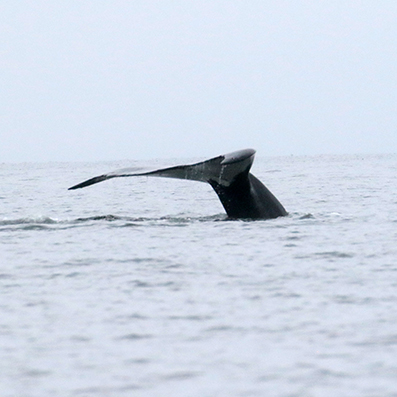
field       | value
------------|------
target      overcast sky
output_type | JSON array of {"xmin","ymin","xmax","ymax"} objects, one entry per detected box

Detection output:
[{"xmin": 1, "ymin": 1, "xmax": 396, "ymax": 162}]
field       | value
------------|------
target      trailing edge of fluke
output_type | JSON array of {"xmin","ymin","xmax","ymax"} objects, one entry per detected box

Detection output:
[{"xmin": 69, "ymin": 149, "xmax": 287, "ymax": 220}]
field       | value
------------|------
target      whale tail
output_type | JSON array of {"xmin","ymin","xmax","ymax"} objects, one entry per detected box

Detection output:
[
  {"xmin": 68, "ymin": 149, "xmax": 256, "ymax": 190},
  {"xmin": 69, "ymin": 149, "xmax": 287, "ymax": 220}
]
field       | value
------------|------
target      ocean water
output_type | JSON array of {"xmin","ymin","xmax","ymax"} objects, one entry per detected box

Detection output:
[{"xmin": 1, "ymin": 153, "xmax": 397, "ymax": 397}]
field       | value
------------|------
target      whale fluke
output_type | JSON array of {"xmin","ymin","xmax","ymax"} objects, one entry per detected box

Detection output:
[{"xmin": 69, "ymin": 149, "xmax": 287, "ymax": 220}]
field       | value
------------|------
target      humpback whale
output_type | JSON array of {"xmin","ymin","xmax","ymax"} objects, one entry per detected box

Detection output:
[{"xmin": 69, "ymin": 149, "xmax": 287, "ymax": 220}]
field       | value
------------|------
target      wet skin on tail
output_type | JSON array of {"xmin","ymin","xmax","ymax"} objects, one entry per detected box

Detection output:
[{"xmin": 69, "ymin": 149, "xmax": 287, "ymax": 220}]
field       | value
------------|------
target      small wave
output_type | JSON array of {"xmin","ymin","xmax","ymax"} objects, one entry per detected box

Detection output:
[
  {"xmin": 116, "ymin": 333, "xmax": 153, "ymax": 341},
  {"xmin": 19, "ymin": 224, "xmax": 52, "ymax": 231},
  {"xmin": 0, "ymin": 216, "xmax": 58, "ymax": 226},
  {"xmin": 315, "ymin": 251, "xmax": 354, "ymax": 259},
  {"xmin": 299, "ymin": 213, "xmax": 315, "ymax": 220},
  {"xmin": 0, "ymin": 213, "xmax": 228, "ymax": 232},
  {"xmin": 295, "ymin": 251, "xmax": 355, "ymax": 261},
  {"xmin": 265, "ymin": 169, "xmax": 282, "ymax": 173},
  {"xmin": 0, "ymin": 216, "xmax": 60, "ymax": 232},
  {"xmin": 74, "ymin": 214, "xmax": 126, "ymax": 222},
  {"xmin": 159, "ymin": 214, "xmax": 226, "ymax": 224},
  {"xmin": 74, "ymin": 213, "xmax": 226, "ymax": 225}
]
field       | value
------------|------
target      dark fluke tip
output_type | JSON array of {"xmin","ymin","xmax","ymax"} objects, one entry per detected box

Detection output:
[{"xmin": 68, "ymin": 175, "xmax": 108, "ymax": 190}]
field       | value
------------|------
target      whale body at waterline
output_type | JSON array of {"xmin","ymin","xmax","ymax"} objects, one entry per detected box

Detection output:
[{"xmin": 68, "ymin": 149, "xmax": 287, "ymax": 220}]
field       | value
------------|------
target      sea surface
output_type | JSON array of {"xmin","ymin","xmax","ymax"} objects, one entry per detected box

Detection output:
[{"xmin": 1, "ymin": 153, "xmax": 397, "ymax": 397}]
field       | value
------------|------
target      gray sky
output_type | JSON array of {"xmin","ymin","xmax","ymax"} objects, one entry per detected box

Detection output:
[{"xmin": 1, "ymin": 1, "xmax": 396, "ymax": 162}]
